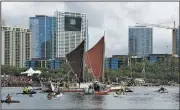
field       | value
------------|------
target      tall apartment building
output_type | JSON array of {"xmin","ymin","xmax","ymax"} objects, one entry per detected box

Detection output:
[
  {"xmin": 1, "ymin": 26, "xmax": 31, "ymax": 67},
  {"xmin": 54, "ymin": 11, "xmax": 88, "ymax": 57},
  {"xmin": 29, "ymin": 15, "xmax": 56, "ymax": 59},
  {"xmin": 128, "ymin": 26, "xmax": 153, "ymax": 58}
]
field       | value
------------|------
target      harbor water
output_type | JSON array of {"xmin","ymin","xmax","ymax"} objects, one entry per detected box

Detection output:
[{"xmin": 1, "ymin": 86, "xmax": 179, "ymax": 109}]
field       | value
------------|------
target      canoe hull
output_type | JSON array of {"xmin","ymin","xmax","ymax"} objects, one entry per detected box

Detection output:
[
  {"xmin": 95, "ymin": 91, "xmax": 109, "ymax": 95},
  {"xmin": 1, "ymin": 100, "xmax": 20, "ymax": 103}
]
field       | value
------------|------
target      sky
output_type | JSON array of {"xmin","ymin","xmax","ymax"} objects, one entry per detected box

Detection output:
[{"xmin": 2, "ymin": 2, "xmax": 179, "ymax": 57}]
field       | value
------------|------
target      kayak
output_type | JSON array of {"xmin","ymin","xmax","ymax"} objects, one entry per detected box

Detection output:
[
  {"xmin": 125, "ymin": 88, "xmax": 133, "ymax": 92},
  {"xmin": 155, "ymin": 90, "xmax": 168, "ymax": 93},
  {"xmin": 17, "ymin": 91, "xmax": 36, "ymax": 95},
  {"xmin": 1, "ymin": 100, "xmax": 20, "ymax": 103},
  {"xmin": 159, "ymin": 90, "xmax": 168, "ymax": 93}
]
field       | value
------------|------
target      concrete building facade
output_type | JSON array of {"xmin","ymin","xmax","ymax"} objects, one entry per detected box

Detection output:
[
  {"xmin": 54, "ymin": 11, "xmax": 88, "ymax": 57},
  {"xmin": 1, "ymin": 26, "xmax": 31, "ymax": 67}
]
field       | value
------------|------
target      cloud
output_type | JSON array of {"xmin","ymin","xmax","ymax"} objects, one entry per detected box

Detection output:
[{"xmin": 2, "ymin": 2, "xmax": 179, "ymax": 57}]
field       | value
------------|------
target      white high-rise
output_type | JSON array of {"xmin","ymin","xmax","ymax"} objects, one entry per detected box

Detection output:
[
  {"xmin": 1, "ymin": 26, "xmax": 32, "ymax": 67},
  {"xmin": 54, "ymin": 11, "xmax": 88, "ymax": 57}
]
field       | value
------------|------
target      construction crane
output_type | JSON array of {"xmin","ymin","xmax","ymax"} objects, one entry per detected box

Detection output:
[{"xmin": 136, "ymin": 21, "xmax": 178, "ymax": 56}]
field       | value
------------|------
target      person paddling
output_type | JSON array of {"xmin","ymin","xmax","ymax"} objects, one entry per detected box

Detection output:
[
  {"xmin": 159, "ymin": 87, "xmax": 165, "ymax": 92},
  {"xmin": 23, "ymin": 87, "xmax": 28, "ymax": 93},
  {"xmin": 6, "ymin": 94, "xmax": 12, "ymax": 102}
]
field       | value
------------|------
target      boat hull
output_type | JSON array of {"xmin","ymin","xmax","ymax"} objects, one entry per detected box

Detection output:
[
  {"xmin": 17, "ymin": 91, "xmax": 36, "ymax": 95},
  {"xmin": 22, "ymin": 91, "xmax": 36, "ymax": 94},
  {"xmin": 54, "ymin": 93, "xmax": 63, "ymax": 98},
  {"xmin": 95, "ymin": 90, "xmax": 110, "ymax": 95},
  {"xmin": 84, "ymin": 89, "xmax": 110, "ymax": 95}
]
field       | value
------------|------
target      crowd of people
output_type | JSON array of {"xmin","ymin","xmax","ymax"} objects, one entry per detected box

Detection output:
[{"xmin": 1, "ymin": 75, "xmax": 37, "ymax": 87}]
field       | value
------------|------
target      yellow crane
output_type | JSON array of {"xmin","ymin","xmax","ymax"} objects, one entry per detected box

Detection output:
[{"xmin": 136, "ymin": 21, "xmax": 178, "ymax": 56}]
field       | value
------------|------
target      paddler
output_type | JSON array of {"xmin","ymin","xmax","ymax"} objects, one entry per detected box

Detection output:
[
  {"xmin": 6, "ymin": 94, "xmax": 12, "ymax": 102},
  {"xmin": 116, "ymin": 88, "xmax": 125, "ymax": 95},
  {"xmin": 23, "ymin": 87, "xmax": 29, "ymax": 93},
  {"xmin": 47, "ymin": 93, "xmax": 52, "ymax": 99},
  {"xmin": 159, "ymin": 87, "xmax": 165, "ymax": 92}
]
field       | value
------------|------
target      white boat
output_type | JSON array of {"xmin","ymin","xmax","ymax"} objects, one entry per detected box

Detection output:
[{"xmin": 54, "ymin": 93, "xmax": 63, "ymax": 98}]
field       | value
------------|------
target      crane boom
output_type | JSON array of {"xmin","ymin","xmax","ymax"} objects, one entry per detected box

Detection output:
[
  {"xmin": 136, "ymin": 21, "xmax": 178, "ymax": 56},
  {"xmin": 136, "ymin": 22, "xmax": 175, "ymax": 29}
]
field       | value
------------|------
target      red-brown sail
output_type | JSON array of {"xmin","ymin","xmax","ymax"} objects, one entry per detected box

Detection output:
[
  {"xmin": 66, "ymin": 40, "xmax": 85, "ymax": 83},
  {"xmin": 84, "ymin": 36, "xmax": 105, "ymax": 82}
]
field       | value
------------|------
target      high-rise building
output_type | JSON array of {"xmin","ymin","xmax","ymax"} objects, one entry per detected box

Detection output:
[
  {"xmin": 54, "ymin": 11, "xmax": 88, "ymax": 57},
  {"xmin": 29, "ymin": 15, "xmax": 56, "ymax": 59},
  {"xmin": 1, "ymin": 26, "xmax": 31, "ymax": 67},
  {"xmin": 128, "ymin": 26, "xmax": 153, "ymax": 57}
]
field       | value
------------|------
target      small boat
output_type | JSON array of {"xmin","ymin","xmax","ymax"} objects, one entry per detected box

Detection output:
[
  {"xmin": 1, "ymin": 100, "xmax": 20, "ymax": 103},
  {"xmin": 54, "ymin": 93, "xmax": 63, "ymax": 98},
  {"xmin": 47, "ymin": 93, "xmax": 63, "ymax": 99},
  {"xmin": 155, "ymin": 90, "xmax": 168, "ymax": 93},
  {"xmin": 17, "ymin": 91, "xmax": 36, "ymax": 95},
  {"xmin": 125, "ymin": 88, "xmax": 133, "ymax": 92},
  {"xmin": 155, "ymin": 87, "xmax": 168, "ymax": 93}
]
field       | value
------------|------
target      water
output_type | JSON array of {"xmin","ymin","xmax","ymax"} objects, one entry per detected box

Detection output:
[{"xmin": 1, "ymin": 86, "xmax": 179, "ymax": 109}]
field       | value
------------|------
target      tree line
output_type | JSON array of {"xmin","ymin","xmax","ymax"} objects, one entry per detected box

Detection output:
[{"xmin": 1, "ymin": 57, "xmax": 179, "ymax": 84}]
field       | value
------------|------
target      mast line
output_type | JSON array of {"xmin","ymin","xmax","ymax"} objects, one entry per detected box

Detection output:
[{"xmin": 102, "ymin": 31, "xmax": 105, "ymax": 83}]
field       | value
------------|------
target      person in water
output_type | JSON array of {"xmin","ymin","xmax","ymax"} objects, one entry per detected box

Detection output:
[
  {"xmin": 116, "ymin": 88, "xmax": 125, "ymax": 95},
  {"xmin": 47, "ymin": 93, "xmax": 52, "ymax": 99},
  {"xmin": 6, "ymin": 94, "xmax": 12, "ymax": 101}
]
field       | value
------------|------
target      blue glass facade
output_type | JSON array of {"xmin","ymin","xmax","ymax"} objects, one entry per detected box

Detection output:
[
  {"xmin": 25, "ymin": 58, "xmax": 65, "ymax": 70},
  {"xmin": 29, "ymin": 15, "xmax": 56, "ymax": 59},
  {"xmin": 111, "ymin": 58, "xmax": 119, "ymax": 70},
  {"xmin": 105, "ymin": 58, "xmax": 111, "ymax": 69},
  {"xmin": 105, "ymin": 58, "xmax": 120, "ymax": 70},
  {"xmin": 149, "ymin": 56, "xmax": 157, "ymax": 63},
  {"xmin": 128, "ymin": 26, "xmax": 153, "ymax": 58}
]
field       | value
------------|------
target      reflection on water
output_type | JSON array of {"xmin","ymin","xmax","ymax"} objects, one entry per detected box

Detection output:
[{"xmin": 1, "ymin": 86, "xmax": 179, "ymax": 109}]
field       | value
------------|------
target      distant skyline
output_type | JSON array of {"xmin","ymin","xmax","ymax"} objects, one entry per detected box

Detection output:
[{"xmin": 2, "ymin": 2, "xmax": 179, "ymax": 57}]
